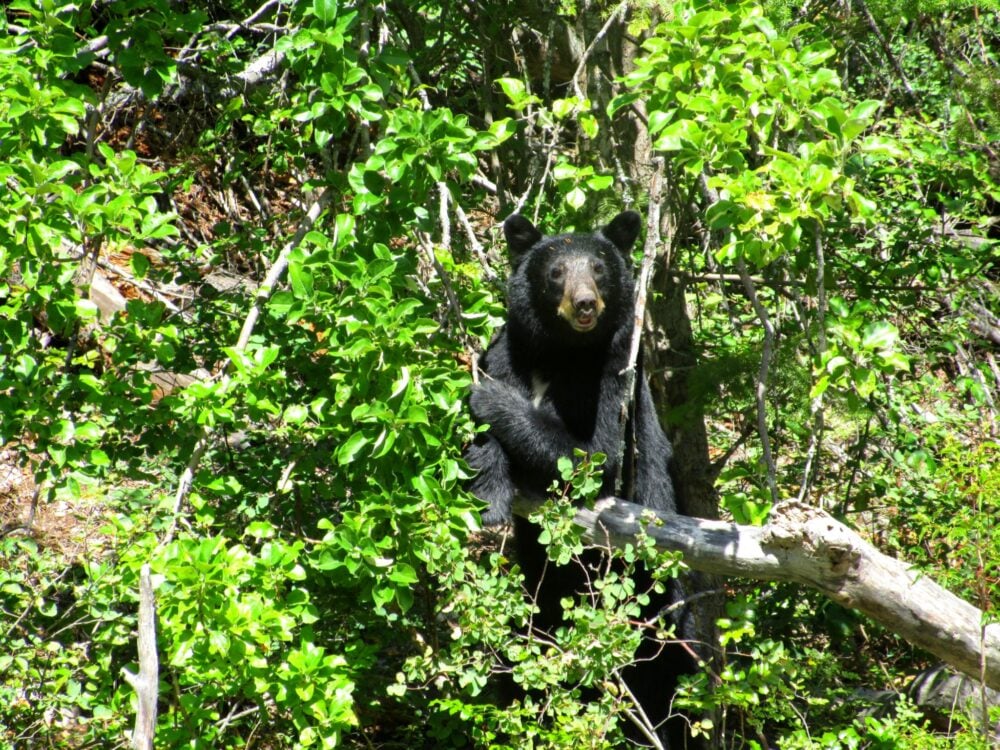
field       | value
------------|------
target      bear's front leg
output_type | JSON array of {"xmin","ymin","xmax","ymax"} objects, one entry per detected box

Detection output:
[
  {"xmin": 464, "ymin": 433, "xmax": 515, "ymax": 525},
  {"xmin": 470, "ymin": 379, "xmax": 577, "ymax": 479}
]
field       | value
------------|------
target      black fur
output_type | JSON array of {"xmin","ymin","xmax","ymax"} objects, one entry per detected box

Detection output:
[{"xmin": 466, "ymin": 212, "xmax": 695, "ymax": 747}]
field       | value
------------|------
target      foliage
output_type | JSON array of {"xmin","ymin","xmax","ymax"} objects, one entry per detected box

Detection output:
[{"xmin": 0, "ymin": 0, "xmax": 998, "ymax": 748}]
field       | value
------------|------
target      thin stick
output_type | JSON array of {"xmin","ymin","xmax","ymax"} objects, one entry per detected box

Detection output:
[
  {"xmin": 615, "ymin": 157, "xmax": 664, "ymax": 498},
  {"xmin": 570, "ymin": 0, "xmax": 630, "ymax": 102},
  {"xmin": 454, "ymin": 201, "xmax": 497, "ymax": 281},
  {"xmin": 616, "ymin": 669, "xmax": 666, "ymax": 750},
  {"xmin": 856, "ymin": 0, "xmax": 915, "ymax": 101},
  {"xmin": 736, "ymin": 257, "xmax": 779, "ymax": 504},
  {"xmin": 798, "ymin": 224, "xmax": 827, "ymax": 504},
  {"xmin": 161, "ymin": 187, "xmax": 333, "ymax": 547}
]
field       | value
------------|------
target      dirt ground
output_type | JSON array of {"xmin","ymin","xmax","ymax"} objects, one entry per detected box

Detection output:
[{"xmin": 0, "ymin": 449, "xmax": 108, "ymax": 560}]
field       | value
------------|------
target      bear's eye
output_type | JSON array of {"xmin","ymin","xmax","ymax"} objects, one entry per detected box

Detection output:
[
  {"xmin": 549, "ymin": 265, "xmax": 565, "ymax": 282},
  {"xmin": 592, "ymin": 260, "xmax": 606, "ymax": 278}
]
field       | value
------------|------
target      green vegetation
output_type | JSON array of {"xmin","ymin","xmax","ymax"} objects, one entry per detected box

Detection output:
[{"xmin": 1, "ymin": 0, "xmax": 998, "ymax": 747}]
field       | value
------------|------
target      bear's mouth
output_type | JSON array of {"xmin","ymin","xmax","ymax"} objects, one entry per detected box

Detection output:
[{"xmin": 570, "ymin": 313, "xmax": 597, "ymax": 332}]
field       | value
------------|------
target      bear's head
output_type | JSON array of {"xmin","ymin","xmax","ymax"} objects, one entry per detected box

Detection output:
[{"xmin": 502, "ymin": 211, "xmax": 642, "ymax": 347}]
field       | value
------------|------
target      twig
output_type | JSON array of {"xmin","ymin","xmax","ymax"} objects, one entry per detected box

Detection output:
[
  {"xmin": 697, "ymin": 171, "xmax": 778, "ymax": 502},
  {"xmin": 672, "ymin": 270, "xmax": 776, "ymax": 286},
  {"xmin": 708, "ymin": 416, "xmax": 756, "ymax": 481},
  {"xmin": 570, "ymin": 0, "xmax": 630, "ymax": 102},
  {"xmin": 403, "ymin": 62, "xmax": 481, "ymax": 338},
  {"xmin": 856, "ymin": 0, "xmax": 915, "ymax": 101},
  {"xmin": 798, "ymin": 224, "xmax": 827, "ymax": 504},
  {"xmin": 161, "ymin": 187, "xmax": 333, "ymax": 548},
  {"xmin": 453, "ymin": 201, "xmax": 497, "ymax": 281},
  {"xmin": 615, "ymin": 157, "xmax": 664, "ymax": 498},
  {"xmin": 472, "ymin": 173, "xmax": 498, "ymax": 194},
  {"xmin": 438, "ymin": 182, "xmax": 451, "ymax": 249},
  {"xmin": 226, "ymin": 0, "xmax": 282, "ymax": 40},
  {"xmin": 616, "ymin": 669, "xmax": 666, "ymax": 750},
  {"xmin": 737, "ymin": 257, "xmax": 779, "ymax": 504},
  {"xmin": 417, "ymin": 232, "xmax": 465, "ymax": 332}
]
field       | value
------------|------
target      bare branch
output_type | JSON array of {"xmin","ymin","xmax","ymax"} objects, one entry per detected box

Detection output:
[
  {"xmin": 121, "ymin": 564, "xmax": 158, "ymax": 750},
  {"xmin": 736, "ymin": 257, "xmax": 779, "ymax": 504},
  {"xmin": 513, "ymin": 496, "xmax": 1000, "ymax": 691},
  {"xmin": 162, "ymin": 187, "xmax": 334, "ymax": 547},
  {"xmin": 615, "ymin": 157, "xmax": 664, "ymax": 498},
  {"xmin": 856, "ymin": 0, "xmax": 915, "ymax": 101},
  {"xmin": 570, "ymin": 0, "xmax": 630, "ymax": 102},
  {"xmin": 798, "ymin": 225, "xmax": 827, "ymax": 503}
]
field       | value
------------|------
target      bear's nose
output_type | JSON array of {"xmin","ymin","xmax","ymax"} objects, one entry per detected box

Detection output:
[{"xmin": 574, "ymin": 293, "xmax": 597, "ymax": 314}]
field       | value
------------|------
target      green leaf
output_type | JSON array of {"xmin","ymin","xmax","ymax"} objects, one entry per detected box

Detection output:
[
  {"xmin": 842, "ymin": 100, "xmax": 882, "ymax": 141},
  {"xmin": 859, "ymin": 135, "xmax": 907, "ymax": 159},
  {"xmin": 75, "ymin": 298, "xmax": 99, "ymax": 320},
  {"xmin": 809, "ymin": 375, "xmax": 830, "ymax": 400},
  {"xmin": 690, "ymin": 9, "xmax": 730, "ymax": 28},
  {"xmin": 586, "ymin": 174, "xmax": 613, "ymax": 191},
  {"xmin": 497, "ymin": 77, "xmax": 524, "ymax": 100},
  {"xmin": 389, "ymin": 562, "xmax": 418, "ymax": 585},
  {"xmin": 130, "ymin": 251, "xmax": 151, "ymax": 279},
  {"xmin": 798, "ymin": 42, "xmax": 836, "ymax": 67},
  {"xmin": 313, "ymin": 0, "xmax": 338, "ymax": 24},
  {"xmin": 653, "ymin": 119, "xmax": 702, "ymax": 151},
  {"xmin": 284, "ymin": 404, "xmax": 309, "ymax": 424},
  {"xmin": 861, "ymin": 321, "xmax": 898, "ymax": 352},
  {"xmin": 337, "ymin": 432, "xmax": 369, "ymax": 465},
  {"xmin": 565, "ymin": 187, "xmax": 586, "ymax": 210},
  {"xmin": 745, "ymin": 14, "xmax": 776, "ymax": 39},
  {"xmin": 853, "ymin": 367, "xmax": 877, "ymax": 398},
  {"xmin": 553, "ymin": 163, "xmax": 577, "ymax": 181},
  {"xmin": 849, "ymin": 99, "xmax": 881, "ymax": 123},
  {"xmin": 647, "ymin": 109, "xmax": 673, "ymax": 135},
  {"xmin": 607, "ymin": 91, "xmax": 641, "ymax": 116},
  {"xmin": 289, "ymin": 258, "xmax": 314, "ymax": 298},
  {"xmin": 552, "ymin": 98, "xmax": 578, "ymax": 119}
]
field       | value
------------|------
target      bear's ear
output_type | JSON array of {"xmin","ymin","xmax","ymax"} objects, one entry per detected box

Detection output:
[
  {"xmin": 601, "ymin": 210, "xmax": 643, "ymax": 252},
  {"xmin": 504, "ymin": 214, "xmax": 543, "ymax": 256}
]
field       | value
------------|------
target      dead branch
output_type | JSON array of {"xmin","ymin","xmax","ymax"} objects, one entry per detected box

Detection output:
[
  {"xmin": 121, "ymin": 564, "xmax": 159, "ymax": 750},
  {"xmin": 512, "ymin": 496, "xmax": 1000, "ymax": 691}
]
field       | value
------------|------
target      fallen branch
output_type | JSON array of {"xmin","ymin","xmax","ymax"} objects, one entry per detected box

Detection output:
[
  {"xmin": 513, "ymin": 496, "xmax": 1000, "ymax": 691},
  {"xmin": 121, "ymin": 564, "xmax": 159, "ymax": 750}
]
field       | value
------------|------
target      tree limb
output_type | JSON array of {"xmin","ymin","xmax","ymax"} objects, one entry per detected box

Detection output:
[
  {"xmin": 512, "ymin": 495, "xmax": 1000, "ymax": 691},
  {"xmin": 121, "ymin": 564, "xmax": 159, "ymax": 750},
  {"xmin": 736, "ymin": 257, "xmax": 779, "ymax": 504},
  {"xmin": 162, "ymin": 187, "xmax": 333, "ymax": 547},
  {"xmin": 615, "ymin": 156, "xmax": 664, "ymax": 498}
]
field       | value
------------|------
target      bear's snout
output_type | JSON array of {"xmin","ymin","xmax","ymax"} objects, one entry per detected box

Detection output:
[{"xmin": 556, "ymin": 258, "xmax": 606, "ymax": 332}]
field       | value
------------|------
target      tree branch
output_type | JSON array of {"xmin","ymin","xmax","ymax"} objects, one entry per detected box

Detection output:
[
  {"xmin": 736, "ymin": 257, "xmax": 779, "ymax": 504},
  {"xmin": 121, "ymin": 564, "xmax": 159, "ymax": 750},
  {"xmin": 512, "ymin": 496, "xmax": 1000, "ymax": 691},
  {"xmin": 162, "ymin": 187, "xmax": 333, "ymax": 547},
  {"xmin": 615, "ymin": 157, "xmax": 664, "ymax": 498}
]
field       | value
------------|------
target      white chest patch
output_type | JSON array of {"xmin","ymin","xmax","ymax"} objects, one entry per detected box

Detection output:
[{"xmin": 531, "ymin": 373, "xmax": 550, "ymax": 408}]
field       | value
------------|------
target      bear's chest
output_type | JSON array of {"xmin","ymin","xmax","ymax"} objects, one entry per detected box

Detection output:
[{"xmin": 527, "ymin": 367, "xmax": 605, "ymax": 439}]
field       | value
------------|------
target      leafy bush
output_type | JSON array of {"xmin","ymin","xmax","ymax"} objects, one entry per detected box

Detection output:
[{"xmin": 1, "ymin": 0, "xmax": 998, "ymax": 748}]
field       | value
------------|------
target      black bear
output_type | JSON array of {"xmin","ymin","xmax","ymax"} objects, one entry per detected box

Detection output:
[{"xmin": 466, "ymin": 211, "xmax": 696, "ymax": 747}]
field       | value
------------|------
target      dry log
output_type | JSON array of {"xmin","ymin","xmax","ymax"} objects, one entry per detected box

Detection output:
[
  {"xmin": 121, "ymin": 564, "xmax": 159, "ymax": 750},
  {"xmin": 513, "ymin": 497, "xmax": 1000, "ymax": 691}
]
